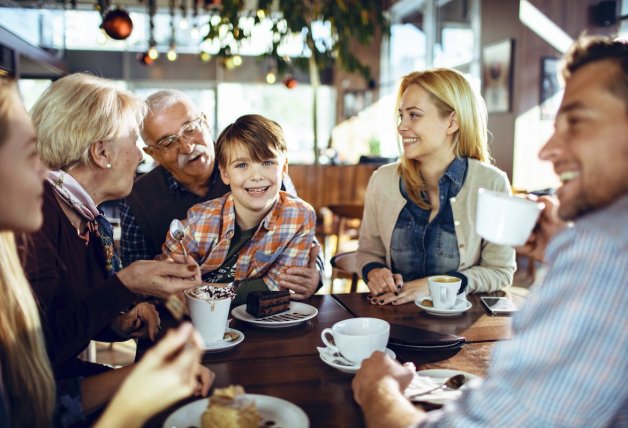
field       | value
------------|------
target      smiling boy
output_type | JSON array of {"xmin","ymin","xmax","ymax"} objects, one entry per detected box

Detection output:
[{"xmin": 162, "ymin": 115, "xmax": 316, "ymax": 304}]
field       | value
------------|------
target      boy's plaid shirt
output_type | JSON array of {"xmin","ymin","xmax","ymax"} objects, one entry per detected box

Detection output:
[{"xmin": 163, "ymin": 191, "xmax": 316, "ymax": 290}]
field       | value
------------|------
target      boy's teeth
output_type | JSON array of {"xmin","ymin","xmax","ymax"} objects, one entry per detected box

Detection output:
[
  {"xmin": 559, "ymin": 171, "xmax": 580, "ymax": 182},
  {"xmin": 247, "ymin": 187, "xmax": 268, "ymax": 193}
]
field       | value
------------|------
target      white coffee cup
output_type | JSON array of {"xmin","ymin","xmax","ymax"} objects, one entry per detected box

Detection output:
[
  {"xmin": 476, "ymin": 188, "xmax": 545, "ymax": 246},
  {"xmin": 184, "ymin": 286, "xmax": 232, "ymax": 345},
  {"xmin": 428, "ymin": 275, "xmax": 462, "ymax": 309},
  {"xmin": 320, "ymin": 317, "xmax": 389, "ymax": 365}
]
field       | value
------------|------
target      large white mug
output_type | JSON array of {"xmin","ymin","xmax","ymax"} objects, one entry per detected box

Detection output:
[
  {"xmin": 476, "ymin": 188, "xmax": 545, "ymax": 246},
  {"xmin": 320, "ymin": 317, "xmax": 389, "ymax": 365},
  {"xmin": 184, "ymin": 286, "xmax": 232, "ymax": 345},
  {"xmin": 428, "ymin": 275, "xmax": 461, "ymax": 309}
]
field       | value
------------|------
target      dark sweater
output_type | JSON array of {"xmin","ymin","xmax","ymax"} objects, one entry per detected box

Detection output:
[
  {"xmin": 124, "ymin": 165, "xmax": 230, "ymax": 259},
  {"xmin": 17, "ymin": 182, "xmax": 134, "ymax": 379}
]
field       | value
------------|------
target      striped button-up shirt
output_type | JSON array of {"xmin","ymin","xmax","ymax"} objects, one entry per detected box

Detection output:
[
  {"xmin": 162, "ymin": 191, "xmax": 316, "ymax": 291},
  {"xmin": 419, "ymin": 195, "xmax": 628, "ymax": 427}
]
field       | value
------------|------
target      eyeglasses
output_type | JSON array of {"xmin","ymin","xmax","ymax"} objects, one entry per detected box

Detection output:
[{"xmin": 152, "ymin": 114, "xmax": 208, "ymax": 151}]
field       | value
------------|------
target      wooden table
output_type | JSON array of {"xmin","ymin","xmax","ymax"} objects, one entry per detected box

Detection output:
[{"xmin": 150, "ymin": 292, "xmax": 521, "ymax": 428}]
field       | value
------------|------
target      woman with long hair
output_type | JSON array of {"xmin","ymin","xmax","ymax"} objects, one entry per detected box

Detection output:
[{"xmin": 356, "ymin": 68, "xmax": 516, "ymax": 305}]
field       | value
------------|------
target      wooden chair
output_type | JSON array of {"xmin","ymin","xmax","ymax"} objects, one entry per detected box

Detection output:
[{"xmin": 319, "ymin": 204, "xmax": 364, "ymax": 292}]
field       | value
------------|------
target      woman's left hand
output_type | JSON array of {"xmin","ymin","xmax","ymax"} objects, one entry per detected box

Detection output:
[
  {"xmin": 111, "ymin": 302, "xmax": 161, "ymax": 341},
  {"xmin": 369, "ymin": 278, "xmax": 429, "ymax": 306}
]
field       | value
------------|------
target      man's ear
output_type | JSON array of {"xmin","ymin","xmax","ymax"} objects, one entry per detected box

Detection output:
[
  {"xmin": 219, "ymin": 165, "xmax": 230, "ymax": 185},
  {"xmin": 446, "ymin": 112, "xmax": 460, "ymax": 135},
  {"xmin": 142, "ymin": 145, "xmax": 162, "ymax": 162},
  {"xmin": 282, "ymin": 157, "xmax": 288, "ymax": 176},
  {"xmin": 89, "ymin": 141, "xmax": 111, "ymax": 169}
]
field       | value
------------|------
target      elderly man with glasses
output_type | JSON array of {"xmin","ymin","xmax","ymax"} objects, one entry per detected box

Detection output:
[{"xmin": 119, "ymin": 90, "xmax": 323, "ymax": 300}]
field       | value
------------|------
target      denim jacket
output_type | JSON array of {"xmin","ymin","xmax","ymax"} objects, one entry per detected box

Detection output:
[{"xmin": 390, "ymin": 157, "xmax": 467, "ymax": 283}]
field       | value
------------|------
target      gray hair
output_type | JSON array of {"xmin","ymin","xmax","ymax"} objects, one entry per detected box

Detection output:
[{"xmin": 142, "ymin": 90, "xmax": 198, "ymax": 142}]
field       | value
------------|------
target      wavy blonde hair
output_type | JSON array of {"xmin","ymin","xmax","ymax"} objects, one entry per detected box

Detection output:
[
  {"xmin": 30, "ymin": 73, "xmax": 146, "ymax": 170},
  {"xmin": 397, "ymin": 68, "xmax": 490, "ymax": 209},
  {"xmin": 0, "ymin": 79, "xmax": 55, "ymax": 427}
]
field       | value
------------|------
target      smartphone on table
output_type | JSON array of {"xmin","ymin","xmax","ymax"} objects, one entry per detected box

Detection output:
[{"xmin": 480, "ymin": 297, "xmax": 518, "ymax": 315}]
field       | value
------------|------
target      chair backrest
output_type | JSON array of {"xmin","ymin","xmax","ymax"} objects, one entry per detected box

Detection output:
[{"xmin": 325, "ymin": 204, "xmax": 364, "ymax": 255}]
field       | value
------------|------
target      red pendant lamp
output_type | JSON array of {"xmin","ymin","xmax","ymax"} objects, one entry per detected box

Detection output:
[{"xmin": 101, "ymin": 8, "xmax": 133, "ymax": 40}]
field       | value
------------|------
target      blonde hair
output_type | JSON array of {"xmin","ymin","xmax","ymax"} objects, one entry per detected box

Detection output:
[
  {"xmin": 396, "ymin": 68, "xmax": 490, "ymax": 209},
  {"xmin": 215, "ymin": 114, "xmax": 287, "ymax": 168},
  {"xmin": 30, "ymin": 73, "xmax": 146, "ymax": 170},
  {"xmin": 2, "ymin": 77, "xmax": 55, "ymax": 428},
  {"xmin": 0, "ymin": 233, "xmax": 56, "ymax": 428}
]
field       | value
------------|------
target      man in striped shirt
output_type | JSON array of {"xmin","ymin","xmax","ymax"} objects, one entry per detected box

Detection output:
[{"xmin": 353, "ymin": 35, "xmax": 628, "ymax": 427}]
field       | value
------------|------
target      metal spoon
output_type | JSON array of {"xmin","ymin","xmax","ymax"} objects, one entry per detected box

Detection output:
[
  {"xmin": 317, "ymin": 347, "xmax": 354, "ymax": 367},
  {"xmin": 408, "ymin": 374, "xmax": 466, "ymax": 400},
  {"xmin": 169, "ymin": 219, "xmax": 188, "ymax": 258}
]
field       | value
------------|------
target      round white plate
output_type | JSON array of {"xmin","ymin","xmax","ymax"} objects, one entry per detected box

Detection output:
[
  {"xmin": 231, "ymin": 302, "xmax": 318, "ymax": 328},
  {"xmin": 163, "ymin": 394, "xmax": 309, "ymax": 428},
  {"xmin": 410, "ymin": 369, "xmax": 482, "ymax": 405},
  {"xmin": 319, "ymin": 348, "xmax": 396, "ymax": 374},
  {"xmin": 415, "ymin": 296, "xmax": 472, "ymax": 317},
  {"xmin": 201, "ymin": 328, "xmax": 244, "ymax": 353}
]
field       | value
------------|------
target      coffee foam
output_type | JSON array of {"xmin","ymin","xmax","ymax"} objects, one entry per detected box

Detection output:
[{"xmin": 189, "ymin": 284, "xmax": 236, "ymax": 301}]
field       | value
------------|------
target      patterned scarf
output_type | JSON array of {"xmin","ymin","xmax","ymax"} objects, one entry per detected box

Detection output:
[{"xmin": 47, "ymin": 170, "xmax": 121, "ymax": 277}]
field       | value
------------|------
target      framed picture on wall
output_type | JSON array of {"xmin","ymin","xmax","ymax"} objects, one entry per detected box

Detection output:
[
  {"xmin": 540, "ymin": 56, "xmax": 562, "ymax": 120},
  {"xmin": 482, "ymin": 39, "xmax": 514, "ymax": 113}
]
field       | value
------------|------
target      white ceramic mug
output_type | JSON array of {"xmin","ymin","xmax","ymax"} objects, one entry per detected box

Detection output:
[
  {"xmin": 320, "ymin": 317, "xmax": 389, "ymax": 365},
  {"xmin": 184, "ymin": 287, "xmax": 231, "ymax": 345},
  {"xmin": 428, "ymin": 275, "xmax": 461, "ymax": 309},
  {"xmin": 476, "ymin": 188, "xmax": 545, "ymax": 246}
]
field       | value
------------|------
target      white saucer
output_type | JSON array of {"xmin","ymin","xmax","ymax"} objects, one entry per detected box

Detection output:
[
  {"xmin": 231, "ymin": 302, "xmax": 318, "ymax": 328},
  {"xmin": 319, "ymin": 348, "xmax": 396, "ymax": 374},
  {"xmin": 415, "ymin": 296, "xmax": 472, "ymax": 317},
  {"xmin": 201, "ymin": 328, "xmax": 244, "ymax": 353}
]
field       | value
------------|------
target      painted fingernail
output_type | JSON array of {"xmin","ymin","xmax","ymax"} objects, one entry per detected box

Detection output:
[
  {"xmin": 397, "ymin": 284, "xmax": 402, "ymax": 290},
  {"xmin": 187, "ymin": 265, "xmax": 197, "ymax": 271},
  {"xmin": 378, "ymin": 299, "xmax": 384, "ymax": 304},
  {"xmin": 394, "ymin": 292, "xmax": 399, "ymax": 296}
]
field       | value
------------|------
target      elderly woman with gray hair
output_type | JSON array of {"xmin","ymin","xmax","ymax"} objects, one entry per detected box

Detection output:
[{"xmin": 17, "ymin": 73, "xmax": 211, "ymax": 421}]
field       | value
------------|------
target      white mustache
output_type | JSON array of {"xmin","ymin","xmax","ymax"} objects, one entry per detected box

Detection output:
[{"xmin": 178, "ymin": 145, "xmax": 208, "ymax": 168}]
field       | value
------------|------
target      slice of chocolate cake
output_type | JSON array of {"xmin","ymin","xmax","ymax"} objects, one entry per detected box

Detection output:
[{"xmin": 246, "ymin": 290, "xmax": 291, "ymax": 318}]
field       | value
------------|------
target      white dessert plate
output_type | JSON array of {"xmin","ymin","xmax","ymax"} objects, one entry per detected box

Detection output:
[
  {"xmin": 201, "ymin": 328, "xmax": 244, "ymax": 353},
  {"xmin": 231, "ymin": 302, "xmax": 318, "ymax": 328},
  {"xmin": 319, "ymin": 347, "xmax": 396, "ymax": 374},
  {"xmin": 405, "ymin": 369, "xmax": 482, "ymax": 405},
  {"xmin": 163, "ymin": 394, "xmax": 309, "ymax": 428},
  {"xmin": 415, "ymin": 296, "xmax": 472, "ymax": 317}
]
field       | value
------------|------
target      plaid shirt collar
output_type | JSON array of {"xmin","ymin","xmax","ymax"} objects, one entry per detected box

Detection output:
[{"xmin": 220, "ymin": 192, "xmax": 285, "ymax": 238}]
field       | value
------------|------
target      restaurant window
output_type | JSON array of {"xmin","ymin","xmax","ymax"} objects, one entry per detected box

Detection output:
[{"xmin": 217, "ymin": 83, "xmax": 335, "ymax": 165}]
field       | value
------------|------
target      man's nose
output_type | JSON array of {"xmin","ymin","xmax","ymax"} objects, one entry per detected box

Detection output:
[
  {"xmin": 178, "ymin": 137, "xmax": 195, "ymax": 154},
  {"xmin": 539, "ymin": 132, "xmax": 561, "ymax": 162}
]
